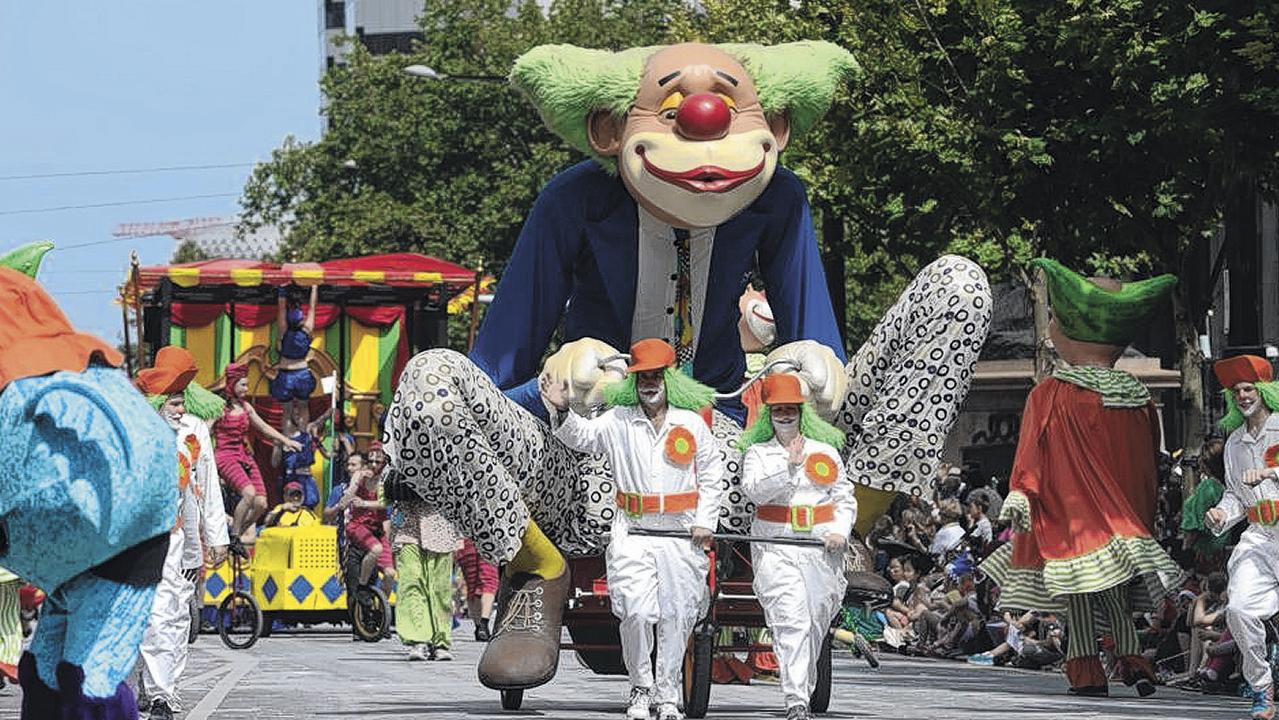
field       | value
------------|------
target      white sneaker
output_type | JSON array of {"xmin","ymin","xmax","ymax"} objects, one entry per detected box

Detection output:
[
  {"xmin": 625, "ymin": 686, "xmax": 652, "ymax": 719},
  {"xmin": 433, "ymin": 647, "xmax": 454, "ymax": 661},
  {"xmin": 407, "ymin": 644, "xmax": 428, "ymax": 661},
  {"xmin": 655, "ymin": 703, "xmax": 683, "ymax": 720}
]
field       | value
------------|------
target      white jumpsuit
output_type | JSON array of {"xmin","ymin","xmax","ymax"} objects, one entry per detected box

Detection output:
[
  {"xmin": 742, "ymin": 436, "xmax": 856, "ymax": 711},
  {"xmin": 1207, "ymin": 412, "xmax": 1279, "ymax": 693},
  {"xmin": 554, "ymin": 405, "xmax": 725, "ymax": 706},
  {"xmin": 139, "ymin": 415, "xmax": 229, "ymax": 706}
]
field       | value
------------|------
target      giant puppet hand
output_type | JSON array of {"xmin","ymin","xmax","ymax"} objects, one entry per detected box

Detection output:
[
  {"xmin": 763, "ymin": 340, "xmax": 846, "ymax": 420},
  {"xmin": 538, "ymin": 338, "xmax": 627, "ymax": 417}
]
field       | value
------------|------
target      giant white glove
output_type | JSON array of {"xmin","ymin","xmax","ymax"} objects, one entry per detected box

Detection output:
[
  {"xmin": 539, "ymin": 338, "xmax": 626, "ymax": 417},
  {"xmin": 763, "ymin": 340, "xmax": 847, "ymax": 420}
]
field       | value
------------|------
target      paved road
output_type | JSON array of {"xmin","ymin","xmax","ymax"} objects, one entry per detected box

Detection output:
[{"xmin": 0, "ymin": 629, "xmax": 1256, "ymax": 719}]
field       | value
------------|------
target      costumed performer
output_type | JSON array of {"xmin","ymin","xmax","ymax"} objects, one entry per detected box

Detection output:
[
  {"xmin": 383, "ymin": 41, "xmax": 991, "ymax": 690},
  {"xmin": 543, "ymin": 339, "xmax": 724, "ymax": 720},
  {"xmin": 134, "ymin": 347, "xmax": 229, "ymax": 720},
  {"xmin": 272, "ymin": 284, "xmax": 318, "ymax": 433},
  {"xmin": 215, "ymin": 362, "xmax": 301, "ymax": 557},
  {"xmin": 1204, "ymin": 354, "xmax": 1279, "ymax": 719},
  {"xmin": 980, "ymin": 258, "xmax": 1183, "ymax": 698},
  {"xmin": 739, "ymin": 373, "xmax": 855, "ymax": 720},
  {"xmin": 0, "ymin": 241, "xmax": 177, "ymax": 719}
]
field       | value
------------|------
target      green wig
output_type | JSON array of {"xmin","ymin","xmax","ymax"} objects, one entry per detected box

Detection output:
[
  {"xmin": 735, "ymin": 403, "xmax": 845, "ymax": 452},
  {"xmin": 0, "ymin": 241, "xmax": 53, "ymax": 278},
  {"xmin": 1219, "ymin": 381, "xmax": 1279, "ymax": 434},
  {"xmin": 511, "ymin": 41, "xmax": 859, "ymax": 170},
  {"xmin": 145, "ymin": 382, "xmax": 226, "ymax": 420},
  {"xmin": 1033, "ymin": 258, "xmax": 1176, "ymax": 346},
  {"xmin": 602, "ymin": 367, "xmax": 716, "ymax": 412}
]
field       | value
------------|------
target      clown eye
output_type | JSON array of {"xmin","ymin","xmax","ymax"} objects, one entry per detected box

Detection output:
[
  {"xmin": 662, "ymin": 109, "xmax": 678, "ymax": 120},
  {"xmin": 658, "ymin": 91, "xmax": 684, "ymax": 120},
  {"xmin": 718, "ymin": 93, "xmax": 737, "ymax": 111}
]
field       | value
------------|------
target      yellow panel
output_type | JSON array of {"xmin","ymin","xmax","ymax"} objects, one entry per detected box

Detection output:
[
  {"xmin": 169, "ymin": 267, "xmax": 200, "ymax": 287},
  {"xmin": 291, "ymin": 268, "xmax": 324, "ymax": 284},
  {"xmin": 351, "ymin": 270, "xmax": 385, "ymax": 283},
  {"xmin": 413, "ymin": 271, "xmax": 443, "ymax": 283},
  {"xmin": 254, "ymin": 529, "xmax": 295, "ymax": 571},
  {"xmin": 348, "ymin": 320, "xmax": 379, "ymax": 393},
  {"xmin": 184, "ymin": 322, "xmax": 218, "ymax": 387},
  {"xmin": 230, "ymin": 268, "xmax": 263, "ymax": 286}
]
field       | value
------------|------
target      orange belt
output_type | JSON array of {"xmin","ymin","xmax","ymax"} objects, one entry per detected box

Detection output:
[
  {"xmin": 1248, "ymin": 499, "xmax": 1279, "ymax": 526},
  {"xmin": 755, "ymin": 503, "xmax": 835, "ymax": 532},
  {"xmin": 616, "ymin": 491, "xmax": 700, "ymax": 517}
]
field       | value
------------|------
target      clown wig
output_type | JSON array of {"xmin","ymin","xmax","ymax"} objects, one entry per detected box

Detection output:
[
  {"xmin": 1220, "ymin": 382, "xmax": 1279, "ymax": 434},
  {"xmin": 144, "ymin": 382, "xmax": 225, "ymax": 420},
  {"xmin": 735, "ymin": 402, "xmax": 845, "ymax": 452},
  {"xmin": 602, "ymin": 368, "xmax": 716, "ymax": 412}
]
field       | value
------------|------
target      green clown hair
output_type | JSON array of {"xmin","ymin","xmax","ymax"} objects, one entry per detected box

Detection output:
[
  {"xmin": 511, "ymin": 41, "xmax": 860, "ymax": 170},
  {"xmin": 145, "ymin": 383, "xmax": 226, "ymax": 420},
  {"xmin": 735, "ymin": 403, "xmax": 846, "ymax": 452},
  {"xmin": 601, "ymin": 367, "xmax": 716, "ymax": 412},
  {"xmin": 0, "ymin": 241, "xmax": 53, "ymax": 278},
  {"xmin": 1219, "ymin": 382, "xmax": 1279, "ymax": 434},
  {"xmin": 1033, "ymin": 258, "xmax": 1177, "ymax": 346}
]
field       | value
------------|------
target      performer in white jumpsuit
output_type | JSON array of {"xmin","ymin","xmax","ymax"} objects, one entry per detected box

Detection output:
[
  {"xmin": 1205, "ymin": 354, "xmax": 1279, "ymax": 720},
  {"xmin": 545, "ymin": 339, "xmax": 725, "ymax": 720},
  {"xmin": 134, "ymin": 347, "xmax": 229, "ymax": 720},
  {"xmin": 740, "ymin": 373, "xmax": 856, "ymax": 720}
]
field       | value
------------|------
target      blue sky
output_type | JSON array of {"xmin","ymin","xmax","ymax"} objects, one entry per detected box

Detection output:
[{"xmin": 0, "ymin": 1, "xmax": 322, "ymax": 340}]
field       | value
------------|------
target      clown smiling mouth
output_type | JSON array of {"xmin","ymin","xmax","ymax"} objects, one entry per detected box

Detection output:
[{"xmin": 640, "ymin": 154, "xmax": 765, "ymax": 193}]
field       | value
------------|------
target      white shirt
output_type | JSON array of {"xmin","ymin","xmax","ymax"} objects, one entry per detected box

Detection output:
[
  {"xmin": 930, "ymin": 523, "xmax": 966, "ymax": 560},
  {"xmin": 972, "ymin": 516, "xmax": 993, "ymax": 545},
  {"xmin": 554, "ymin": 405, "xmax": 725, "ymax": 531},
  {"xmin": 631, "ymin": 206, "xmax": 715, "ymax": 357},
  {"xmin": 1209, "ymin": 412, "xmax": 1279, "ymax": 538},
  {"xmin": 178, "ymin": 415, "xmax": 230, "ymax": 570},
  {"xmin": 740, "ymin": 437, "xmax": 856, "ymax": 539}
]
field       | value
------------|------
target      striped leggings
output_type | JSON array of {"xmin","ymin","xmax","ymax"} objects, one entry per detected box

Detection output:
[{"xmin": 1065, "ymin": 585, "xmax": 1139, "ymax": 661}]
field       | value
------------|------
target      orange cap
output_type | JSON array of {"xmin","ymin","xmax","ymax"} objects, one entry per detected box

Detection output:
[
  {"xmin": 0, "ymin": 268, "xmax": 123, "ymax": 393},
  {"xmin": 135, "ymin": 346, "xmax": 198, "ymax": 397},
  {"xmin": 627, "ymin": 338, "xmax": 676, "ymax": 373},
  {"xmin": 1214, "ymin": 354, "xmax": 1273, "ymax": 388},
  {"xmin": 761, "ymin": 373, "xmax": 806, "ymax": 406}
]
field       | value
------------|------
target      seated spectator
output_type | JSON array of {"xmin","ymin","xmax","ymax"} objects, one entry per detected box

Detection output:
[
  {"xmin": 929, "ymin": 499, "xmax": 966, "ymax": 565},
  {"xmin": 1191, "ymin": 572, "xmax": 1230, "ymax": 682},
  {"xmin": 967, "ymin": 498, "xmax": 993, "ymax": 553},
  {"xmin": 263, "ymin": 482, "xmax": 320, "ymax": 528}
]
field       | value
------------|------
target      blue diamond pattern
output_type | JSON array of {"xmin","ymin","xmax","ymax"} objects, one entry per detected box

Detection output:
[
  {"xmin": 205, "ymin": 573, "xmax": 227, "ymax": 598},
  {"xmin": 289, "ymin": 575, "xmax": 314, "ymax": 603},
  {"xmin": 234, "ymin": 573, "xmax": 251, "ymax": 592},
  {"xmin": 321, "ymin": 575, "xmax": 343, "ymax": 603},
  {"xmin": 261, "ymin": 576, "xmax": 278, "ymax": 603}
]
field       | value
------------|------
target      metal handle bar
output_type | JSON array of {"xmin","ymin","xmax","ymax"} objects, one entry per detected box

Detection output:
[{"xmin": 627, "ymin": 527, "xmax": 826, "ymax": 548}]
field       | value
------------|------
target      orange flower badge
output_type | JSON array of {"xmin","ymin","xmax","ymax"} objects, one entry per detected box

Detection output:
[
  {"xmin": 805, "ymin": 452, "xmax": 838, "ymax": 485},
  {"xmin": 665, "ymin": 426, "xmax": 697, "ymax": 466},
  {"xmin": 1266, "ymin": 444, "xmax": 1279, "ymax": 468}
]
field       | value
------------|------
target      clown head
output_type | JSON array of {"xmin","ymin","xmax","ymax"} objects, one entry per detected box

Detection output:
[{"xmin": 512, "ymin": 41, "xmax": 857, "ymax": 229}]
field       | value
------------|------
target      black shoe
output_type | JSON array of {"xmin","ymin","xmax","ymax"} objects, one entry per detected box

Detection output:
[
  {"xmin": 475, "ymin": 618, "xmax": 491, "ymax": 642},
  {"xmin": 150, "ymin": 699, "xmax": 174, "ymax": 720},
  {"xmin": 228, "ymin": 537, "xmax": 249, "ymax": 560},
  {"xmin": 1067, "ymin": 685, "xmax": 1109, "ymax": 697}
]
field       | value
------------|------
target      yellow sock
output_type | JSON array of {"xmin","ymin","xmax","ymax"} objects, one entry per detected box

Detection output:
[{"xmin": 505, "ymin": 519, "xmax": 566, "ymax": 579}]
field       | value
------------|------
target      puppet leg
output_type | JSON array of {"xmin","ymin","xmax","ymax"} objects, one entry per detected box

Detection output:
[
  {"xmin": 835, "ymin": 255, "xmax": 991, "ymax": 496},
  {"xmin": 1063, "ymin": 592, "xmax": 1108, "ymax": 695}
]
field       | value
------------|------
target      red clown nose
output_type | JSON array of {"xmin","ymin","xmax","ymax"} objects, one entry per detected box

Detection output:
[{"xmin": 676, "ymin": 93, "xmax": 732, "ymax": 140}]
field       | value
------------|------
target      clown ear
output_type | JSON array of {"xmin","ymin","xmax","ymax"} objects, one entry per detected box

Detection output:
[
  {"xmin": 717, "ymin": 42, "xmax": 860, "ymax": 142},
  {"xmin": 0, "ymin": 241, "xmax": 53, "ymax": 278}
]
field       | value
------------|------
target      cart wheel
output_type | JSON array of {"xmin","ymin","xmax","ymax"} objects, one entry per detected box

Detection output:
[
  {"xmin": 810, "ymin": 635, "xmax": 833, "ymax": 713},
  {"xmin": 217, "ymin": 591, "xmax": 262, "ymax": 650},
  {"xmin": 187, "ymin": 598, "xmax": 201, "ymax": 645},
  {"xmin": 259, "ymin": 611, "xmax": 275, "ymax": 638},
  {"xmin": 682, "ymin": 626, "xmax": 714, "ymax": 719},
  {"xmin": 500, "ymin": 689, "xmax": 523, "ymax": 710},
  {"xmin": 853, "ymin": 633, "xmax": 879, "ymax": 669},
  {"xmin": 352, "ymin": 585, "xmax": 390, "ymax": 642}
]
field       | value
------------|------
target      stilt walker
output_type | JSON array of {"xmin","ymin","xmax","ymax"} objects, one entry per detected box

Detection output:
[
  {"xmin": 739, "ymin": 373, "xmax": 856, "ymax": 720},
  {"xmin": 135, "ymin": 347, "xmax": 229, "ymax": 720},
  {"xmin": 980, "ymin": 258, "xmax": 1183, "ymax": 698}
]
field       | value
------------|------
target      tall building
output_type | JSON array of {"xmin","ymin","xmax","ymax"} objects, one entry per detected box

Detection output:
[{"xmin": 321, "ymin": 0, "xmax": 423, "ymax": 69}]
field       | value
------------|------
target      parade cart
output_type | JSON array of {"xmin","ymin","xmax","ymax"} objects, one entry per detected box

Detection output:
[{"xmin": 127, "ymin": 253, "xmax": 484, "ymax": 624}]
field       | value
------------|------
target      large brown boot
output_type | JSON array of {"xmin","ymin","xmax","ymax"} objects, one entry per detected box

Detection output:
[
  {"xmin": 1116, "ymin": 654, "xmax": 1157, "ymax": 697},
  {"xmin": 1064, "ymin": 656, "xmax": 1108, "ymax": 697},
  {"xmin": 477, "ymin": 570, "xmax": 570, "ymax": 690}
]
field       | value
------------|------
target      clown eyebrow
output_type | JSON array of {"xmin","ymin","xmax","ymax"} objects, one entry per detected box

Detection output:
[
  {"xmin": 716, "ymin": 71, "xmax": 739, "ymax": 86},
  {"xmin": 657, "ymin": 70, "xmax": 681, "ymax": 87}
]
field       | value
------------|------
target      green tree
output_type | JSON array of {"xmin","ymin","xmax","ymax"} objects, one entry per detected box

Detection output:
[{"xmin": 171, "ymin": 240, "xmax": 209, "ymax": 264}]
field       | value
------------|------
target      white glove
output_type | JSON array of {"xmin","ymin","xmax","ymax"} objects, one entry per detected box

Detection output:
[
  {"xmin": 539, "ymin": 338, "xmax": 626, "ymax": 417},
  {"xmin": 763, "ymin": 340, "xmax": 847, "ymax": 420}
]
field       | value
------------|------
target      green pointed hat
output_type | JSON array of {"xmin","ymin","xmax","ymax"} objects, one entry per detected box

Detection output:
[
  {"xmin": 0, "ymin": 241, "xmax": 53, "ymax": 278},
  {"xmin": 1033, "ymin": 258, "xmax": 1177, "ymax": 345},
  {"xmin": 510, "ymin": 41, "xmax": 859, "ymax": 169}
]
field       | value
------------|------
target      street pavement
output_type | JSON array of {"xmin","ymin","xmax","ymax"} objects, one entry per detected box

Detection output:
[{"xmin": 0, "ymin": 628, "xmax": 1258, "ymax": 719}]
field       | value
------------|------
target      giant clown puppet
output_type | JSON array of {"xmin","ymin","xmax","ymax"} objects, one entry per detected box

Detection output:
[
  {"xmin": 384, "ymin": 42, "xmax": 993, "ymax": 690},
  {"xmin": 0, "ymin": 242, "xmax": 177, "ymax": 719}
]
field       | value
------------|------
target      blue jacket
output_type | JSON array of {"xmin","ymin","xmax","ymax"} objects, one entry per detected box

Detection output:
[{"xmin": 470, "ymin": 161, "xmax": 845, "ymax": 425}]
